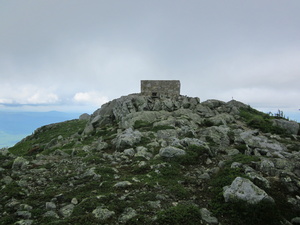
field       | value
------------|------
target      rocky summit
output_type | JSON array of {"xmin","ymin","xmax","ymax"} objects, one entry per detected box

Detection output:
[{"xmin": 1, "ymin": 93, "xmax": 300, "ymax": 225}]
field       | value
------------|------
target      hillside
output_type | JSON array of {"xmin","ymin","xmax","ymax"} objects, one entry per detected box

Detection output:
[{"xmin": 1, "ymin": 94, "xmax": 300, "ymax": 225}]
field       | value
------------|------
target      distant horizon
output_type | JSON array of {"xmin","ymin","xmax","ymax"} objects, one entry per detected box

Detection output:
[{"xmin": 1, "ymin": 98, "xmax": 299, "ymax": 149}]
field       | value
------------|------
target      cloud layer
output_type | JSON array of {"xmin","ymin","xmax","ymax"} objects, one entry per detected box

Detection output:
[{"xmin": 1, "ymin": 0, "xmax": 299, "ymax": 119}]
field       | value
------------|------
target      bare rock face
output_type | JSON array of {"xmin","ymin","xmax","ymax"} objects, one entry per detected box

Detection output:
[
  {"xmin": 272, "ymin": 119, "xmax": 299, "ymax": 135},
  {"xmin": 223, "ymin": 177, "xmax": 274, "ymax": 204}
]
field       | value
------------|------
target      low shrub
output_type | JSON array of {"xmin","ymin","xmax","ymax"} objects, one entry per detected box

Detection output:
[
  {"xmin": 239, "ymin": 107, "xmax": 287, "ymax": 135},
  {"xmin": 175, "ymin": 144, "xmax": 208, "ymax": 165},
  {"xmin": 156, "ymin": 204, "xmax": 202, "ymax": 225}
]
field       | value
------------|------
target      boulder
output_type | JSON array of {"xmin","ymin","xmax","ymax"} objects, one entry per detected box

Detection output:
[
  {"xmin": 159, "ymin": 146, "xmax": 186, "ymax": 158},
  {"xmin": 201, "ymin": 99, "xmax": 225, "ymax": 109},
  {"xmin": 92, "ymin": 207, "xmax": 115, "ymax": 220},
  {"xmin": 14, "ymin": 220, "xmax": 33, "ymax": 225},
  {"xmin": 223, "ymin": 177, "xmax": 274, "ymax": 204},
  {"xmin": 239, "ymin": 130, "xmax": 286, "ymax": 152},
  {"xmin": 114, "ymin": 181, "xmax": 132, "ymax": 188},
  {"xmin": 272, "ymin": 119, "xmax": 299, "ymax": 135},
  {"xmin": 12, "ymin": 157, "xmax": 29, "ymax": 170},
  {"xmin": 291, "ymin": 217, "xmax": 300, "ymax": 224},
  {"xmin": 207, "ymin": 113, "xmax": 235, "ymax": 126},
  {"xmin": 79, "ymin": 113, "xmax": 90, "ymax": 121},
  {"xmin": 195, "ymin": 104, "xmax": 215, "ymax": 117},
  {"xmin": 112, "ymin": 128, "xmax": 142, "ymax": 150},
  {"xmin": 118, "ymin": 207, "xmax": 137, "ymax": 223},
  {"xmin": 59, "ymin": 204, "xmax": 74, "ymax": 218},
  {"xmin": 200, "ymin": 208, "xmax": 218, "ymax": 224},
  {"xmin": 43, "ymin": 211, "xmax": 59, "ymax": 218},
  {"xmin": 120, "ymin": 111, "xmax": 168, "ymax": 129},
  {"xmin": 260, "ymin": 159, "xmax": 276, "ymax": 176},
  {"xmin": 135, "ymin": 146, "xmax": 153, "ymax": 160},
  {"xmin": 200, "ymin": 126, "xmax": 230, "ymax": 149}
]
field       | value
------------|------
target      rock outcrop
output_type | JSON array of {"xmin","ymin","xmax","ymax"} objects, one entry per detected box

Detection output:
[{"xmin": 1, "ymin": 93, "xmax": 300, "ymax": 225}]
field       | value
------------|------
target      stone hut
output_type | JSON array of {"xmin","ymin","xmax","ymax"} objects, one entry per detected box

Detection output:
[{"xmin": 141, "ymin": 80, "xmax": 181, "ymax": 98}]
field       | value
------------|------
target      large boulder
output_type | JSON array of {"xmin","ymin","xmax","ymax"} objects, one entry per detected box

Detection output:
[
  {"xmin": 239, "ymin": 130, "xmax": 286, "ymax": 152},
  {"xmin": 223, "ymin": 177, "xmax": 274, "ymax": 204},
  {"xmin": 272, "ymin": 119, "xmax": 299, "ymax": 135},
  {"xmin": 12, "ymin": 157, "xmax": 29, "ymax": 170},
  {"xmin": 112, "ymin": 128, "xmax": 142, "ymax": 150},
  {"xmin": 159, "ymin": 146, "xmax": 186, "ymax": 158},
  {"xmin": 200, "ymin": 126, "xmax": 230, "ymax": 149}
]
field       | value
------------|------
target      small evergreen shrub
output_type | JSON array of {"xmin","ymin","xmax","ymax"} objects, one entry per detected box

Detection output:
[
  {"xmin": 133, "ymin": 120, "xmax": 153, "ymax": 130},
  {"xmin": 175, "ymin": 144, "xmax": 208, "ymax": 165},
  {"xmin": 156, "ymin": 204, "xmax": 202, "ymax": 225}
]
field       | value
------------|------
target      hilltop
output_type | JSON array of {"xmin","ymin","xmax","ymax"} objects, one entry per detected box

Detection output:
[{"xmin": 1, "ymin": 94, "xmax": 300, "ymax": 225}]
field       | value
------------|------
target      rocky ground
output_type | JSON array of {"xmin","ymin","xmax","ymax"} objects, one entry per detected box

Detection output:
[{"xmin": 1, "ymin": 94, "xmax": 300, "ymax": 225}]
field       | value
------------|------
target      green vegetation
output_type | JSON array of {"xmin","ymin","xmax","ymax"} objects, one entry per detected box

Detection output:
[
  {"xmin": 208, "ymin": 154, "xmax": 298, "ymax": 224},
  {"xmin": 8, "ymin": 119, "xmax": 87, "ymax": 156},
  {"xmin": 239, "ymin": 106, "xmax": 286, "ymax": 135},
  {"xmin": 152, "ymin": 125, "xmax": 175, "ymax": 132},
  {"xmin": 175, "ymin": 144, "xmax": 209, "ymax": 165},
  {"xmin": 156, "ymin": 204, "xmax": 202, "ymax": 225},
  {"xmin": 133, "ymin": 120, "xmax": 153, "ymax": 129}
]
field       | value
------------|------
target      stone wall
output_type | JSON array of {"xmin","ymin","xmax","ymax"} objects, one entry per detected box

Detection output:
[{"xmin": 141, "ymin": 80, "xmax": 180, "ymax": 98}]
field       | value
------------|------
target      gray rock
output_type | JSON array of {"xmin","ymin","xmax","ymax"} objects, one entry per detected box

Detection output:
[
  {"xmin": 223, "ymin": 177, "xmax": 274, "ymax": 204},
  {"xmin": 201, "ymin": 126, "xmax": 230, "ymax": 149},
  {"xmin": 239, "ymin": 130, "xmax": 286, "ymax": 152},
  {"xmin": 113, "ymin": 128, "xmax": 142, "ymax": 150},
  {"xmin": 59, "ymin": 204, "xmax": 74, "ymax": 218},
  {"xmin": 291, "ymin": 217, "xmax": 300, "ymax": 224},
  {"xmin": 208, "ymin": 113, "xmax": 235, "ymax": 126},
  {"xmin": 231, "ymin": 162, "xmax": 243, "ymax": 169},
  {"xmin": 195, "ymin": 104, "xmax": 215, "ymax": 117},
  {"xmin": 260, "ymin": 159, "xmax": 276, "ymax": 176},
  {"xmin": 97, "ymin": 141, "xmax": 108, "ymax": 151},
  {"xmin": 199, "ymin": 172, "xmax": 210, "ymax": 180},
  {"xmin": 120, "ymin": 110, "xmax": 166, "ymax": 129},
  {"xmin": 245, "ymin": 169, "xmax": 271, "ymax": 189},
  {"xmin": 147, "ymin": 200, "xmax": 161, "ymax": 209},
  {"xmin": 123, "ymin": 148, "xmax": 135, "ymax": 157},
  {"xmin": 18, "ymin": 204, "xmax": 33, "ymax": 211},
  {"xmin": 16, "ymin": 211, "xmax": 31, "ymax": 219},
  {"xmin": 201, "ymin": 99, "xmax": 225, "ymax": 109},
  {"xmin": 114, "ymin": 181, "xmax": 132, "ymax": 188},
  {"xmin": 12, "ymin": 157, "xmax": 29, "ymax": 170},
  {"xmin": 92, "ymin": 206, "xmax": 115, "ymax": 220},
  {"xmin": 226, "ymin": 148, "xmax": 240, "ymax": 156},
  {"xmin": 79, "ymin": 113, "xmax": 90, "ymax": 121},
  {"xmin": 118, "ymin": 207, "xmax": 137, "ymax": 223},
  {"xmin": 2, "ymin": 175, "xmax": 13, "ymax": 184},
  {"xmin": 159, "ymin": 146, "xmax": 186, "ymax": 158},
  {"xmin": 71, "ymin": 198, "xmax": 78, "ymax": 205},
  {"xmin": 83, "ymin": 123, "xmax": 94, "ymax": 135},
  {"xmin": 135, "ymin": 146, "xmax": 153, "ymax": 160},
  {"xmin": 272, "ymin": 119, "xmax": 299, "ymax": 135},
  {"xmin": 14, "ymin": 220, "xmax": 34, "ymax": 225},
  {"xmin": 43, "ymin": 210, "xmax": 59, "ymax": 218},
  {"xmin": 200, "ymin": 208, "xmax": 218, "ymax": 224}
]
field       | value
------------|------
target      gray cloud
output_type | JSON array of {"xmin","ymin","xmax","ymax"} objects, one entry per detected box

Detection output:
[{"xmin": 1, "ymin": 0, "xmax": 299, "ymax": 119}]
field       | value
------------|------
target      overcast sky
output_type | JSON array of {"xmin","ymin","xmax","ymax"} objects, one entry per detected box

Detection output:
[{"xmin": 1, "ymin": 0, "xmax": 299, "ymax": 120}]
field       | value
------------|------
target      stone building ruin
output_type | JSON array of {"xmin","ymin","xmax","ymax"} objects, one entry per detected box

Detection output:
[{"xmin": 141, "ymin": 80, "xmax": 181, "ymax": 98}]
